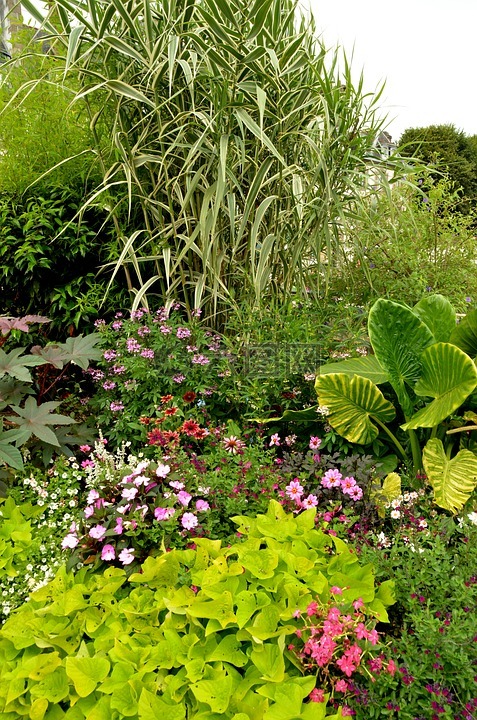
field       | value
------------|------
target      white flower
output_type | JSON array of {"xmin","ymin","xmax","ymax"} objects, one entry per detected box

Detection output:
[
  {"xmin": 391, "ymin": 498, "xmax": 402, "ymax": 509},
  {"xmin": 390, "ymin": 509, "xmax": 401, "ymax": 519}
]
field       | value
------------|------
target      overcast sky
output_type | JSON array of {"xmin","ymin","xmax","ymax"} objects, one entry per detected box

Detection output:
[{"xmin": 306, "ymin": 0, "xmax": 477, "ymax": 143}]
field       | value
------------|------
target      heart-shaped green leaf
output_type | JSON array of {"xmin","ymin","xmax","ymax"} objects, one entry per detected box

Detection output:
[
  {"xmin": 368, "ymin": 299, "xmax": 434, "ymax": 418},
  {"xmin": 402, "ymin": 343, "xmax": 477, "ymax": 430},
  {"xmin": 318, "ymin": 355, "xmax": 388, "ymax": 384},
  {"xmin": 413, "ymin": 294, "xmax": 456, "ymax": 343},
  {"xmin": 315, "ymin": 373, "xmax": 395, "ymax": 445},
  {"xmin": 450, "ymin": 308, "xmax": 477, "ymax": 357},
  {"xmin": 423, "ymin": 438, "xmax": 477, "ymax": 513}
]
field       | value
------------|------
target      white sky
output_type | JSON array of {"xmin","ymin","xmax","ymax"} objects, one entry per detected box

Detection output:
[{"xmin": 306, "ymin": 0, "xmax": 477, "ymax": 143}]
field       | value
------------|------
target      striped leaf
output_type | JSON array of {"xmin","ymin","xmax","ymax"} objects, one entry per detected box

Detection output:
[
  {"xmin": 402, "ymin": 343, "xmax": 477, "ymax": 430},
  {"xmin": 315, "ymin": 373, "xmax": 395, "ymax": 445},
  {"xmin": 423, "ymin": 438, "xmax": 477, "ymax": 513},
  {"xmin": 317, "ymin": 355, "xmax": 388, "ymax": 385}
]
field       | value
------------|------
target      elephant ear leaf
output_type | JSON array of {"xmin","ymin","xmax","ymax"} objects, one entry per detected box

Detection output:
[
  {"xmin": 368, "ymin": 299, "xmax": 434, "ymax": 419},
  {"xmin": 315, "ymin": 373, "xmax": 395, "ymax": 445},
  {"xmin": 423, "ymin": 438, "xmax": 477, "ymax": 513},
  {"xmin": 318, "ymin": 355, "xmax": 388, "ymax": 384},
  {"xmin": 402, "ymin": 343, "xmax": 477, "ymax": 430},
  {"xmin": 413, "ymin": 294, "xmax": 456, "ymax": 343},
  {"xmin": 450, "ymin": 308, "xmax": 477, "ymax": 357}
]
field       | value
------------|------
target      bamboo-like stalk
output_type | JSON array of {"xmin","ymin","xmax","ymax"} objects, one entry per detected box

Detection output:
[{"xmin": 17, "ymin": 0, "xmax": 405, "ymax": 327}]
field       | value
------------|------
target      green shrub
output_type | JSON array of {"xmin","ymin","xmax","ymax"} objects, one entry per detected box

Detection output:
[{"xmin": 0, "ymin": 501, "xmax": 393, "ymax": 718}]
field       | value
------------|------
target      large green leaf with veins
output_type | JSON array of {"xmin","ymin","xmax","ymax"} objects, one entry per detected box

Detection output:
[
  {"xmin": 423, "ymin": 438, "xmax": 477, "ymax": 513},
  {"xmin": 0, "ymin": 348, "xmax": 47, "ymax": 383},
  {"xmin": 368, "ymin": 299, "xmax": 434, "ymax": 419},
  {"xmin": 402, "ymin": 343, "xmax": 477, "ymax": 430},
  {"xmin": 413, "ymin": 294, "xmax": 456, "ymax": 343},
  {"xmin": 318, "ymin": 355, "xmax": 388, "ymax": 384},
  {"xmin": 316, "ymin": 373, "xmax": 395, "ymax": 445},
  {"xmin": 450, "ymin": 308, "xmax": 477, "ymax": 357}
]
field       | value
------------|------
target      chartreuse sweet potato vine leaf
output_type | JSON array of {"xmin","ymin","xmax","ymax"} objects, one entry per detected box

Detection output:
[
  {"xmin": 402, "ymin": 343, "xmax": 477, "ymax": 430},
  {"xmin": 7, "ymin": 397, "xmax": 76, "ymax": 447},
  {"xmin": 368, "ymin": 299, "xmax": 435, "ymax": 419},
  {"xmin": 450, "ymin": 308, "xmax": 477, "ymax": 357},
  {"xmin": 318, "ymin": 354, "xmax": 388, "ymax": 385},
  {"xmin": 413, "ymin": 294, "xmax": 456, "ymax": 343},
  {"xmin": 422, "ymin": 438, "xmax": 477, "ymax": 513},
  {"xmin": 315, "ymin": 373, "xmax": 395, "ymax": 445}
]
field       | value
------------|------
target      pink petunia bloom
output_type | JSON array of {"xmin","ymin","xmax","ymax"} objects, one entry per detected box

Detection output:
[
  {"xmin": 154, "ymin": 507, "xmax": 175, "ymax": 521},
  {"xmin": 118, "ymin": 548, "xmax": 135, "ymax": 565},
  {"xmin": 309, "ymin": 436, "xmax": 322, "ymax": 450},
  {"xmin": 61, "ymin": 534, "xmax": 78, "ymax": 549},
  {"xmin": 181, "ymin": 512, "xmax": 198, "ymax": 530},
  {"xmin": 195, "ymin": 500, "xmax": 210, "ymax": 512},
  {"xmin": 121, "ymin": 487, "xmax": 138, "ymax": 501},
  {"xmin": 84, "ymin": 505, "xmax": 94, "ymax": 519},
  {"xmin": 156, "ymin": 463, "xmax": 171, "ymax": 478},
  {"xmin": 89, "ymin": 524, "xmax": 106, "ymax": 540},
  {"xmin": 101, "ymin": 544, "xmax": 116, "ymax": 561},
  {"xmin": 86, "ymin": 489, "xmax": 100, "ymax": 505},
  {"xmin": 177, "ymin": 490, "xmax": 192, "ymax": 507}
]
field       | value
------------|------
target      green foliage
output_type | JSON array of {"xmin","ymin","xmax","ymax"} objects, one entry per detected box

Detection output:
[
  {"xmin": 399, "ymin": 124, "xmax": 477, "ymax": 208},
  {"xmin": 0, "ymin": 187, "xmax": 128, "ymax": 332},
  {"xmin": 0, "ymin": 464, "xmax": 82, "ymax": 621},
  {"xmin": 0, "ymin": 501, "xmax": 392, "ymax": 718},
  {"xmin": 336, "ymin": 177, "xmax": 477, "ymax": 310},
  {"xmin": 0, "ymin": 318, "xmax": 101, "ymax": 473},
  {"xmin": 422, "ymin": 438, "xmax": 477, "ymax": 513},
  {"xmin": 20, "ymin": 0, "xmax": 406, "ymax": 327},
  {"xmin": 314, "ymin": 296, "xmax": 477, "ymax": 508},
  {"xmin": 351, "ymin": 517, "xmax": 477, "ymax": 719}
]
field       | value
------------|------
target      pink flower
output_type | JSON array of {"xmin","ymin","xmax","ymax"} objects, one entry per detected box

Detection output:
[
  {"xmin": 335, "ymin": 679, "xmax": 348, "ymax": 693},
  {"xmin": 269, "ymin": 433, "xmax": 281, "ymax": 446},
  {"xmin": 223, "ymin": 436, "xmax": 246, "ymax": 454},
  {"xmin": 309, "ymin": 436, "xmax": 322, "ymax": 450},
  {"xmin": 121, "ymin": 487, "xmax": 138, "ymax": 501},
  {"xmin": 302, "ymin": 494, "xmax": 318, "ymax": 508},
  {"xmin": 181, "ymin": 512, "xmax": 198, "ymax": 530},
  {"xmin": 169, "ymin": 480, "xmax": 185, "ymax": 490},
  {"xmin": 79, "ymin": 445, "xmax": 91, "ymax": 453},
  {"xmin": 356, "ymin": 622, "xmax": 368, "ymax": 640},
  {"xmin": 353, "ymin": 598, "xmax": 364, "ymax": 611},
  {"xmin": 330, "ymin": 586, "xmax": 343, "ymax": 595},
  {"xmin": 89, "ymin": 524, "xmax": 106, "ymax": 540},
  {"xmin": 110, "ymin": 401, "xmax": 124, "ymax": 412},
  {"xmin": 154, "ymin": 507, "xmax": 175, "ymax": 521},
  {"xmin": 285, "ymin": 479, "xmax": 304, "ymax": 500},
  {"xmin": 309, "ymin": 688, "xmax": 325, "ymax": 703},
  {"xmin": 177, "ymin": 490, "xmax": 192, "ymax": 507},
  {"xmin": 192, "ymin": 354, "xmax": 210, "ymax": 365},
  {"xmin": 341, "ymin": 476, "xmax": 356, "ymax": 493},
  {"xmin": 101, "ymin": 544, "xmax": 116, "ymax": 561},
  {"xmin": 156, "ymin": 463, "xmax": 171, "ymax": 478},
  {"xmin": 118, "ymin": 548, "xmax": 135, "ymax": 565},
  {"xmin": 61, "ymin": 534, "xmax": 78, "ymax": 549},
  {"xmin": 307, "ymin": 601, "xmax": 319, "ymax": 616},
  {"xmin": 336, "ymin": 653, "xmax": 357, "ymax": 677},
  {"xmin": 114, "ymin": 518, "xmax": 123, "ymax": 534},
  {"xmin": 84, "ymin": 505, "xmax": 94, "ymax": 519},
  {"xmin": 195, "ymin": 500, "xmax": 210, "ymax": 512},
  {"xmin": 86, "ymin": 489, "xmax": 99, "ymax": 505},
  {"xmin": 348, "ymin": 485, "xmax": 363, "ymax": 501},
  {"xmin": 386, "ymin": 659, "xmax": 397, "ymax": 676},
  {"xmin": 321, "ymin": 469, "xmax": 342, "ymax": 488}
]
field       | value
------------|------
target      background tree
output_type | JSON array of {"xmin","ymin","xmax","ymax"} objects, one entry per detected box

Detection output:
[{"xmin": 398, "ymin": 124, "xmax": 477, "ymax": 209}]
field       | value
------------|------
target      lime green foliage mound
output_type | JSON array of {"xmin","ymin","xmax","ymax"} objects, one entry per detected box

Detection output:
[{"xmin": 0, "ymin": 501, "xmax": 393, "ymax": 719}]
